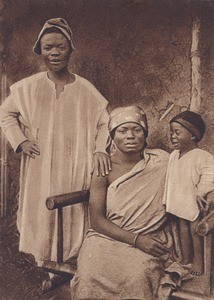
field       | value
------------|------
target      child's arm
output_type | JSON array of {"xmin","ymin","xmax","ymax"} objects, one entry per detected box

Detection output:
[
  {"xmin": 196, "ymin": 153, "xmax": 214, "ymax": 211},
  {"xmin": 205, "ymin": 190, "xmax": 214, "ymax": 213},
  {"xmin": 196, "ymin": 196, "xmax": 208, "ymax": 212},
  {"xmin": 195, "ymin": 189, "xmax": 214, "ymax": 215},
  {"xmin": 196, "ymin": 191, "xmax": 214, "ymax": 236}
]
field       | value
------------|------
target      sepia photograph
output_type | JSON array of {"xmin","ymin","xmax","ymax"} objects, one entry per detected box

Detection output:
[{"xmin": 0, "ymin": 0, "xmax": 214, "ymax": 299}]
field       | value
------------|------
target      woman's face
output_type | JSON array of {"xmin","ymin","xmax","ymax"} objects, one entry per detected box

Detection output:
[
  {"xmin": 114, "ymin": 122, "xmax": 145, "ymax": 154},
  {"xmin": 40, "ymin": 32, "xmax": 71, "ymax": 72}
]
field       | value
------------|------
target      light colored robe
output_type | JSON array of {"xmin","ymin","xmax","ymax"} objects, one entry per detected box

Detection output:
[
  {"xmin": 71, "ymin": 149, "xmax": 173, "ymax": 300},
  {"xmin": 0, "ymin": 72, "xmax": 109, "ymax": 262},
  {"xmin": 163, "ymin": 149, "xmax": 214, "ymax": 221}
]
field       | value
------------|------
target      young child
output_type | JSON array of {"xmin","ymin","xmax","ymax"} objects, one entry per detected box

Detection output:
[{"xmin": 163, "ymin": 110, "xmax": 214, "ymax": 275}]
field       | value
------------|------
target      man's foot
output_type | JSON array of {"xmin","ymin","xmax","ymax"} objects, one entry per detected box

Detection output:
[
  {"xmin": 42, "ymin": 274, "xmax": 73, "ymax": 293},
  {"xmin": 42, "ymin": 278, "xmax": 53, "ymax": 293}
]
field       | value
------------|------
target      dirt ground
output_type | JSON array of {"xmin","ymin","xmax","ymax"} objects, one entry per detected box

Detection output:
[{"xmin": 0, "ymin": 214, "xmax": 70, "ymax": 300}]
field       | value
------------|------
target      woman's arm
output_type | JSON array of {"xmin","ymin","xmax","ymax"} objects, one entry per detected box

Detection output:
[{"xmin": 89, "ymin": 172, "xmax": 170, "ymax": 257}]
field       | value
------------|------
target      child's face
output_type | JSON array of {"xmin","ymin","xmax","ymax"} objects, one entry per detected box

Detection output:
[{"xmin": 170, "ymin": 122, "xmax": 194, "ymax": 153}]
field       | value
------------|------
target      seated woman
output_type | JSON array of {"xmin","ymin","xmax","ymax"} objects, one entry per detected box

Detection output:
[{"xmin": 71, "ymin": 106, "xmax": 176, "ymax": 299}]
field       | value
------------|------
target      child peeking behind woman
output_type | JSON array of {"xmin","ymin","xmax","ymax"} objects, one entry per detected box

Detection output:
[{"xmin": 163, "ymin": 110, "xmax": 214, "ymax": 275}]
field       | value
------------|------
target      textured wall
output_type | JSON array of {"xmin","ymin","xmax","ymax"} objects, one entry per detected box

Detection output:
[
  {"xmin": 1, "ymin": 0, "xmax": 214, "ymax": 212},
  {"xmin": 200, "ymin": 5, "xmax": 214, "ymax": 154}
]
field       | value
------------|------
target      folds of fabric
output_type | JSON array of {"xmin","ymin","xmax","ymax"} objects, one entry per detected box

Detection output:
[
  {"xmin": 71, "ymin": 149, "xmax": 171, "ymax": 299},
  {"xmin": 163, "ymin": 149, "xmax": 214, "ymax": 221}
]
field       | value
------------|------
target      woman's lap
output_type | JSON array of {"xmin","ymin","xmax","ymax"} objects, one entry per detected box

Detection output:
[{"xmin": 71, "ymin": 234, "xmax": 163, "ymax": 299}]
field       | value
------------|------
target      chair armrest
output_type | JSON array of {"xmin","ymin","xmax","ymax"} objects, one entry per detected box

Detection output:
[{"xmin": 46, "ymin": 190, "xmax": 90, "ymax": 210}]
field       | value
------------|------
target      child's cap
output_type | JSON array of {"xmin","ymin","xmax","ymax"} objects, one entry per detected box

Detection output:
[{"xmin": 170, "ymin": 110, "xmax": 205, "ymax": 142}]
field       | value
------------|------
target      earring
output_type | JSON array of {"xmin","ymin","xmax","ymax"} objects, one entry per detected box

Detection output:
[
  {"xmin": 110, "ymin": 140, "xmax": 117, "ymax": 153},
  {"xmin": 191, "ymin": 136, "xmax": 196, "ymax": 140}
]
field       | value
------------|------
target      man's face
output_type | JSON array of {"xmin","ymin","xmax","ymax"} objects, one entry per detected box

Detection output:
[{"xmin": 40, "ymin": 32, "xmax": 71, "ymax": 72}]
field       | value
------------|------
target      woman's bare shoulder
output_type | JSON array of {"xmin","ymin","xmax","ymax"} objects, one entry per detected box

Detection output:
[{"xmin": 108, "ymin": 159, "xmax": 136, "ymax": 185}]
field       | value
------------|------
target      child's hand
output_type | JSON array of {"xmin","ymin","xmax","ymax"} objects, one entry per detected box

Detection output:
[
  {"xmin": 93, "ymin": 152, "xmax": 111, "ymax": 177},
  {"xmin": 205, "ymin": 190, "xmax": 214, "ymax": 214},
  {"xmin": 196, "ymin": 196, "xmax": 208, "ymax": 212}
]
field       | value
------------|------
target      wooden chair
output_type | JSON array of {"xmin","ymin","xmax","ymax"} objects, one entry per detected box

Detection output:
[
  {"xmin": 41, "ymin": 190, "xmax": 214, "ymax": 298},
  {"xmin": 41, "ymin": 190, "xmax": 89, "ymax": 293}
]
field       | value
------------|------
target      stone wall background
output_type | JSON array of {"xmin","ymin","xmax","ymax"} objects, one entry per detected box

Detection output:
[{"xmin": 0, "ymin": 0, "xmax": 214, "ymax": 216}]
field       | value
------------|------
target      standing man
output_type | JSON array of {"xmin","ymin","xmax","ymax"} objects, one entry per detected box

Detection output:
[{"xmin": 0, "ymin": 18, "xmax": 111, "ymax": 266}]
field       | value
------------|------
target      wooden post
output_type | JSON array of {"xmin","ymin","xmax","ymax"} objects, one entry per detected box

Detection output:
[
  {"xmin": 57, "ymin": 207, "xmax": 63, "ymax": 263},
  {"xmin": 0, "ymin": 4, "xmax": 8, "ymax": 217},
  {"xmin": 0, "ymin": 72, "xmax": 8, "ymax": 217},
  {"xmin": 190, "ymin": 17, "xmax": 201, "ymax": 113}
]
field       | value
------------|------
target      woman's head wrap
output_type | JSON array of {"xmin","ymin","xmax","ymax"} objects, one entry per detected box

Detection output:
[
  {"xmin": 170, "ymin": 110, "xmax": 205, "ymax": 142},
  {"xmin": 108, "ymin": 106, "xmax": 148, "ymax": 138},
  {"xmin": 33, "ymin": 18, "xmax": 75, "ymax": 55}
]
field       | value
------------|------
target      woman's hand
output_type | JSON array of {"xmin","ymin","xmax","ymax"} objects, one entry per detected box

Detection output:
[
  {"xmin": 135, "ymin": 234, "xmax": 170, "ymax": 257},
  {"xmin": 93, "ymin": 152, "xmax": 111, "ymax": 177},
  {"xmin": 19, "ymin": 140, "xmax": 40, "ymax": 158}
]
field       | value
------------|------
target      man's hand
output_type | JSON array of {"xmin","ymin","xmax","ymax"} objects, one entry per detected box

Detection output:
[
  {"xmin": 93, "ymin": 152, "xmax": 111, "ymax": 177},
  {"xmin": 19, "ymin": 140, "xmax": 40, "ymax": 159}
]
